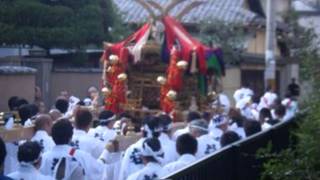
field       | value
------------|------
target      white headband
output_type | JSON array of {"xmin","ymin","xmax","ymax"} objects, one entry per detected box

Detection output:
[
  {"xmin": 100, "ymin": 115, "xmax": 116, "ymax": 123},
  {"xmin": 189, "ymin": 124, "xmax": 208, "ymax": 132},
  {"xmin": 142, "ymin": 124, "xmax": 163, "ymax": 138}
]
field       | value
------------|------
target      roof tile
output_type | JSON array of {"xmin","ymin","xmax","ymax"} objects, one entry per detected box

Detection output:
[{"xmin": 112, "ymin": 0, "xmax": 258, "ymax": 24}]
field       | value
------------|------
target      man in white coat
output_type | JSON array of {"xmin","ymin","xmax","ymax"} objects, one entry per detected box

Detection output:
[
  {"xmin": 158, "ymin": 114, "xmax": 178, "ymax": 165},
  {"xmin": 40, "ymin": 119, "xmax": 104, "ymax": 180},
  {"xmin": 258, "ymin": 87, "xmax": 278, "ymax": 111},
  {"xmin": 31, "ymin": 114, "xmax": 55, "ymax": 152},
  {"xmin": 118, "ymin": 116, "xmax": 162, "ymax": 180},
  {"xmin": 127, "ymin": 138, "xmax": 164, "ymax": 180},
  {"xmin": 88, "ymin": 110, "xmax": 117, "ymax": 143},
  {"xmin": 236, "ymin": 96, "xmax": 256, "ymax": 120},
  {"xmin": 160, "ymin": 134, "xmax": 197, "ymax": 178},
  {"xmin": 71, "ymin": 108, "xmax": 105, "ymax": 159},
  {"xmin": 282, "ymin": 95, "xmax": 298, "ymax": 121},
  {"xmin": 190, "ymin": 120, "xmax": 220, "ymax": 159},
  {"xmin": 173, "ymin": 111, "xmax": 201, "ymax": 141},
  {"xmin": 8, "ymin": 142, "xmax": 54, "ymax": 180},
  {"xmin": 233, "ymin": 83, "xmax": 254, "ymax": 104}
]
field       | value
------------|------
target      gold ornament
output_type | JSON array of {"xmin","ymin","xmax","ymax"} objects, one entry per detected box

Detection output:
[
  {"xmin": 156, "ymin": 76, "xmax": 167, "ymax": 85},
  {"xmin": 117, "ymin": 73, "xmax": 127, "ymax": 81},
  {"xmin": 208, "ymin": 91, "xmax": 217, "ymax": 101},
  {"xmin": 102, "ymin": 87, "xmax": 111, "ymax": 95},
  {"xmin": 176, "ymin": 60, "xmax": 188, "ymax": 70},
  {"xmin": 166, "ymin": 90, "xmax": 177, "ymax": 100},
  {"xmin": 109, "ymin": 54, "xmax": 119, "ymax": 64}
]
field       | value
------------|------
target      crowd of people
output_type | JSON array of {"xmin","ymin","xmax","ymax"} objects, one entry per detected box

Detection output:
[{"xmin": 0, "ymin": 82, "xmax": 300, "ymax": 180}]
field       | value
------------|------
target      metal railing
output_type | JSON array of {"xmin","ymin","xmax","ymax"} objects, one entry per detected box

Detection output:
[{"xmin": 164, "ymin": 116, "xmax": 301, "ymax": 180}]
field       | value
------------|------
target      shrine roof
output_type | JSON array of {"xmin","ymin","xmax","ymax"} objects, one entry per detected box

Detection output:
[{"xmin": 112, "ymin": 0, "xmax": 262, "ymax": 25}]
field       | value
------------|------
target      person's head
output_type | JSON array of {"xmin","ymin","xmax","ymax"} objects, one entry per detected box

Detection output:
[
  {"xmin": 8, "ymin": 96, "xmax": 19, "ymax": 111},
  {"xmin": 119, "ymin": 112, "xmax": 132, "ymax": 122},
  {"xmin": 88, "ymin": 86, "xmax": 99, "ymax": 99},
  {"xmin": 271, "ymin": 98, "xmax": 282, "ymax": 109},
  {"xmin": 35, "ymin": 86, "xmax": 42, "ymax": 100},
  {"xmin": 202, "ymin": 112, "xmax": 212, "ymax": 123},
  {"xmin": 243, "ymin": 120, "xmax": 262, "ymax": 137},
  {"xmin": 0, "ymin": 137, "xmax": 6, "ymax": 171},
  {"xmin": 158, "ymin": 114, "xmax": 173, "ymax": 135},
  {"xmin": 16, "ymin": 98, "xmax": 29, "ymax": 108},
  {"xmin": 52, "ymin": 119, "xmax": 73, "ymax": 145},
  {"xmin": 266, "ymin": 85, "xmax": 273, "ymax": 92},
  {"xmin": 75, "ymin": 108, "xmax": 92, "ymax": 131},
  {"xmin": 220, "ymin": 131, "xmax": 241, "ymax": 147},
  {"xmin": 141, "ymin": 138, "xmax": 163, "ymax": 165},
  {"xmin": 186, "ymin": 111, "xmax": 201, "ymax": 123},
  {"xmin": 35, "ymin": 101, "xmax": 46, "ymax": 114},
  {"xmin": 292, "ymin": 78, "xmax": 296, "ymax": 83},
  {"xmin": 99, "ymin": 110, "xmax": 116, "ymax": 128},
  {"xmin": 229, "ymin": 108, "xmax": 244, "ymax": 127},
  {"xmin": 259, "ymin": 108, "xmax": 272, "ymax": 123},
  {"xmin": 28, "ymin": 103, "xmax": 39, "ymax": 117},
  {"xmin": 176, "ymin": 133, "xmax": 197, "ymax": 156},
  {"xmin": 189, "ymin": 119, "xmax": 209, "ymax": 138},
  {"xmin": 55, "ymin": 98, "xmax": 69, "ymax": 114},
  {"xmin": 18, "ymin": 104, "xmax": 32, "ymax": 125},
  {"xmin": 274, "ymin": 105, "xmax": 286, "ymax": 120},
  {"xmin": 142, "ymin": 116, "xmax": 162, "ymax": 138},
  {"xmin": 49, "ymin": 109, "xmax": 62, "ymax": 122},
  {"xmin": 34, "ymin": 114, "xmax": 53, "ymax": 135},
  {"xmin": 18, "ymin": 141, "xmax": 42, "ymax": 169},
  {"xmin": 60, "ymin": 90, "xmax": 69, "ymax": 100}
]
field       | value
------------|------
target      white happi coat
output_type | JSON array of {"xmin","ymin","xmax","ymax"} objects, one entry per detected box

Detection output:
[
  {"xmin": 160, "ymin": 154, "xmax": 196, "ymax": 177},
  {"xmin": 282, "ymin": 98, "xmax": 298, "ymax": 121},
  {"xmin": 214, "ymin": 93, "xmax": 231, "ymax": 115},
  {"xmin": 196, "ymin": 134, "xmax": 220, "ymax": 159},
  {"xmin": 71, "ymin": 129, "xmax": 105, "ymax": 159},
  {"xmin": 229, "ymin": 123, "xmax": 246, "ymax": 139},
  {"xmin": 40, "ymin": 145, "xmax": 104, "ymax": 180},
  {"xmin": 31, "ymin": 130, "xmax": 55, "ymax": 152},
  {"xmin": 118, "ymin": 138, "xmax": 145, "ymax": 180},
  {"xmin": 262, "ymin": 122, "xmax": 272, "ymax": 131},
  {"xmin": 172, "ymin": 126, "xmax": 189, "ymax": 141},
  {"xmin": 233, "ymin": 88, "xmax": 253, "ymax": 104},
  {"xmin": 258, "ymin": 92, "xmax": 278, "ymax": 110},
  {"xmin": 4, "ymin": 142, "xmax": 19, "ymax": 175},
  {"xmin": 98, "ymin": 149, "xmax": 122, "ymax": 180},
  {"xmin": 88, "ymin": 126, "xmax": 117, "ymax": 143},
  {"xmin": 159, "ymin": 133, "xmax": 178, "ymax": 165},
  {"xmin": 127, "ymin": 162, "xmax": 162, "ymax": 180},
  {"xmin": 208, "ymin": 121, "xmax": 224, "ymax": 142},
  {"xmin": 8, "ymin": 163, "xmax": 54, "ymax": 180}
]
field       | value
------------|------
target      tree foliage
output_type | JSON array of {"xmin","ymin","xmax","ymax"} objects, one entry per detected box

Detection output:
[
  {"xmin": 260, "ymin": 11, "xmax": 320, "ymax": 180},
  {"xmin": 197, "ymin": 19, "xmax": 248, "ymax": 64},
  {"xmin": 0, "ymin": 0, "xmax": 122, "ymax": 51}
]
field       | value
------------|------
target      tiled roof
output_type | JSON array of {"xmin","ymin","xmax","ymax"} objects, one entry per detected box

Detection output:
[
  {"xmin": 0, "ymin": 66, "xmax": 37, "ymax": 75},
  {"xmin": 112, "ymin": 0, "xmax": 259, "ymax": 24}
]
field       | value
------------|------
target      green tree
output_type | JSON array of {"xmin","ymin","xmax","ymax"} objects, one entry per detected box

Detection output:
[
  {"xmin": 198, "ymin": 19, "xmax": 248, "ymax": 64},
  {"xmin": 260, "ymin": 12, "xmax": 320, "ymax": 180},
  {"xmin": 0, "ymin": 0, "xmax": 122, "ymax": 53}
]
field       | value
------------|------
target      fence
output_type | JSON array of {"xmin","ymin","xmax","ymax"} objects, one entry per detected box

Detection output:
[{"xmin": 164, "ymin": 115, "xmax": 301, "ymax": 180}]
